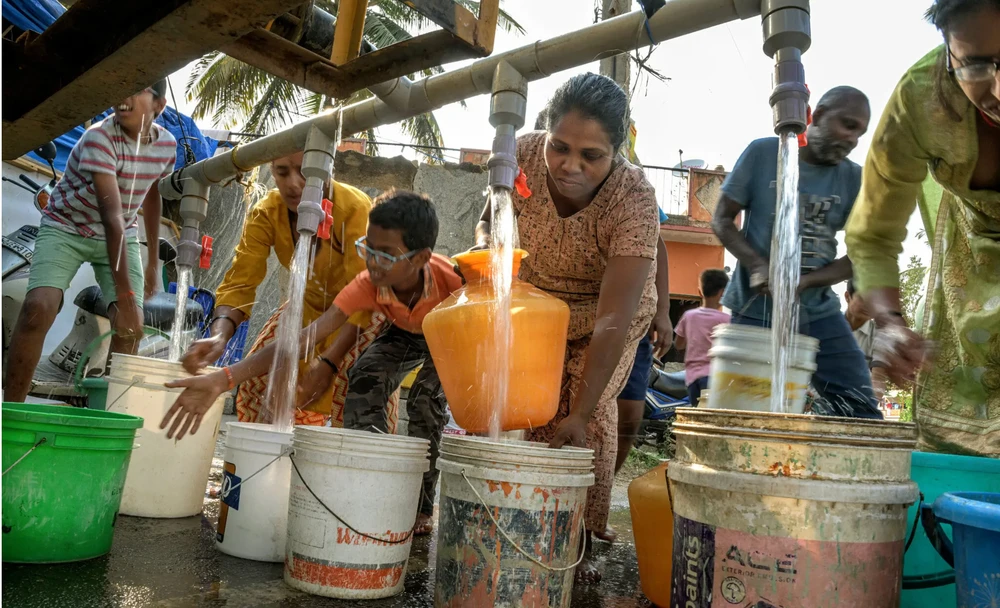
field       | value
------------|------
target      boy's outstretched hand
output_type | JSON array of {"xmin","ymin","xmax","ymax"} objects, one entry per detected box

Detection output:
[{"xmin": 161, "ymin": 372, "xmax": 228, "ymax": 440}]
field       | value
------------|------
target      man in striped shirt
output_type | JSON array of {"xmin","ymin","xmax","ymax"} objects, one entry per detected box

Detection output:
[{"xmin": 5, "ymin": 80, "xmax": 176, "ymax": 402}]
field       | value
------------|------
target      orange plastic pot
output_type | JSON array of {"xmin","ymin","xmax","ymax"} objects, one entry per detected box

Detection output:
[{"xmin": 423, "ymin": 249, "xmax": 569, "ymax": 433}]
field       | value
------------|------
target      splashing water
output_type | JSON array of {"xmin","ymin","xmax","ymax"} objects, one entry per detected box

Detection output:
[
  {"xmin": 486, "ymin": 187, "xmax": 517, "ymax": 440},
  {"xmin": 168, "ymin": 266, "xmax": 192, "ymax": 361},
  {"xmin": 768, "ymin": 132, "xmax": 802, "ymax": 413},
  {"xmin": 262, "ymin": 235, "xmax": 315, "ymax": 432},
  {"xmin": 133, "ymin": 110, "xmax": 188, "ymax": 365}
]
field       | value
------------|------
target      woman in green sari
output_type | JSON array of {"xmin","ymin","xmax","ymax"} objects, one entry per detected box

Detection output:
[{"xmin": 845, "ymin": 0, "xmax": 999, "ymax": 456}]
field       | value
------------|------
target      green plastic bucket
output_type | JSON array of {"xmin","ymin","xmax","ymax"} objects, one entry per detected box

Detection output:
[
  {"xmin": 2, "ymin": 402, "xmax": 143, "ymax": 563},
  {"xmin": 902, "ymin": 451, "xmax": 1000, "ymax": 608},
  {"xmin": 80, "ymin": 377, "xmax": 109, "ymax": 410}
]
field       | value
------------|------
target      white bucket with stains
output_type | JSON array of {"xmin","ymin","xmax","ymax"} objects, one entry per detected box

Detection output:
[
  {"xmin": 106, "ymin": 354, "xmax": 225, "ymax": 518},
  {"xmin": 434, "ymin": 436, "xmax": 595, "ymax": 608},
  {"xmin": 215, "ymin": 422, "xmax": 292, "ymax": 562},
  {"xmin": 707, "ymin": 324, "xmax": 818, "ymax": 413},
  {"xmin": 284, "ymin": 426, "xmax": 429, "ymax": 599}
]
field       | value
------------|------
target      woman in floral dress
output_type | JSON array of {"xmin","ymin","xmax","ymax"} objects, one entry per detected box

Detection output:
[{"xmin": 476, "ymin": 73, "xmax": 662, "ymax": 582}]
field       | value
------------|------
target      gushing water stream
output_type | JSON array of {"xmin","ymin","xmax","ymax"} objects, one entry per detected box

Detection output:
[
  {"xmin": 263, "ymin": 235, "xmax": 315, "ymax": 432},
  {"xmin": 768, "ymin": 132, "xmax": 802, "ymax": 413},
  {"xmin": 167, "ymin": 266, "xmax": 192, "ymax": 361},
  {"xmin": 486, "ymin": 187, "xmax": 517, "ymax": 440}
]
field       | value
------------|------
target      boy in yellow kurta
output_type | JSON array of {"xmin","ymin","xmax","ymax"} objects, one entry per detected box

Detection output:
[{"xmin": 182, "ymin": 152, "xmax": 397, "ymax": 427}]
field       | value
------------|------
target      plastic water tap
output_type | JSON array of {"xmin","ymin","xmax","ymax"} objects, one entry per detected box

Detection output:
[
  {"xmin": 487, "ymin": 62, "xmax": 527, "ymax": 192},
  {"xmin": 296, "ymin": 125, "xmax": 337, "ymax": 236},
  {"xmin": 317, "ymin": 199, "xmax": 334, "ymax": 240},
  {"xmin": 199, "ymin": 235, "xmax": 214, "ymax": 269}
]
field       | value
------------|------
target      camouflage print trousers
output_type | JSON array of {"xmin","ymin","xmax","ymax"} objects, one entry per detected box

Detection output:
[{"xmin": 344, "ymin": 324, "xmax": 447, "ymax": 517}]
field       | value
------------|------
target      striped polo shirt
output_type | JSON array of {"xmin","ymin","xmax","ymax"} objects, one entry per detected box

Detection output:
[{"xmin": 41, "ymin": 116, "xmax": 176, "ymax": 239}]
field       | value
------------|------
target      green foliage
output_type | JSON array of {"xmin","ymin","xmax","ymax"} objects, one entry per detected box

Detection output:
[
  {"xmin": 899, "ymin": 255, "xmax": 928, "ymax": 326},
  {"xmin": 885, "ymin": 255, "xmax": 928, "ymax": 404},
  {"xmin": 900, "ymin": 394, "xmax": 914, "ymax": 422},
  {"xmin": 626, "ymin": 448, "xmax": 661, "ymax": 470}
]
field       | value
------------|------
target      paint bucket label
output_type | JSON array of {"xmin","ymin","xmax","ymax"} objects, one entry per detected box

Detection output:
[
  {"xmin": 216, "ymin": 462, "xmax": 239, "ymax": 543},
  {"xmin": 670, "ymin": 514, "xmax": 903, "ymax": 607}
]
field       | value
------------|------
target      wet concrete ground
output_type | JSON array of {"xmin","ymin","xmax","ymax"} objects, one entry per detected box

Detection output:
[{"xmin": 2, "ymin": 418, "xmax": 653, "ymax": 608}]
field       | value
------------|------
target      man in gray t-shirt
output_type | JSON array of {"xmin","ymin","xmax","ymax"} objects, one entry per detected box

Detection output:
[{"xmin": 711, "ymin": 86, "xmax": 882, "ymax": 419}]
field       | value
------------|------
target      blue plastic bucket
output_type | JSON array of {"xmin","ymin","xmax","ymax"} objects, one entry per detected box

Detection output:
[
  {"xmin": 927, "ymin": 493, "xmax": 1000, "ymax": 607},
  {"xmin": 902, "ymin": 452, "xmax": 1000, "ymax": 607}
]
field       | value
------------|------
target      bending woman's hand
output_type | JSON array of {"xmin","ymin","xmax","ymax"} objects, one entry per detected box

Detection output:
[
  {"xmin": 160, "ymin": 372, "xmax": 228, "ymax": 439},
  {"xmin": 549, "ymin": 412, "xmax": 588, "ymax": 449},
  {"xmin": 866, "ymin": 287, "xmax": 932, "ymax": 387},
  {"xmin": 648, "ymin": 308, "xmax": 674, "ymax": 359}
]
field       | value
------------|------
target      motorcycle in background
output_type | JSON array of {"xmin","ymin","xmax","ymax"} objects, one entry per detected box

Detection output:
[{"xmin": 1, "ymin": 143, "xmax": 207, "ymax": 402}]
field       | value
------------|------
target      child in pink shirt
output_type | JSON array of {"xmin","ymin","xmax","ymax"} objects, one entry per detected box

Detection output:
[{"xmin": 674, "ymin": 269, "xmax": 731, "ymax": 406}]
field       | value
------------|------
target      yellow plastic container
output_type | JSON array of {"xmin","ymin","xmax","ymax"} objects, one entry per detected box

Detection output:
[
  {"xmin": 422, "ymin": 249, "xmax": 569, "ymax": 433},
  {"xmin": 628, "ymin": 461, "xmax": 673, "ymax": 607}
]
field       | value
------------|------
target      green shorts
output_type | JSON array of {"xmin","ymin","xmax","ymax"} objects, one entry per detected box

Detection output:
[{"xmin": 27, "ymin": 225, "xmax": 145, "ymax": 308}]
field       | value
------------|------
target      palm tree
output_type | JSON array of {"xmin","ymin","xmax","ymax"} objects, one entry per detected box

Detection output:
[{"xmin": 187, "ymin": 0, "xmax": 524, "ymax": 154}]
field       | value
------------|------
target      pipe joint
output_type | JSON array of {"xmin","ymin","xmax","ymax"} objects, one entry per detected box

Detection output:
[
  {"xmin": 762, "ymin": 0, "xmax": 810, "ymax": 134},
  {"xmin": 769, "ymin": 55, "xmax": 809, "ymax": 134},
  {"xmin": 296, "ymin": 125, "xmax": 337, "ymax": 235},
  {"xmin": 301, "ymin": 123, "xmax": 336, "ymax": 183},
  {"xmin": 487, "ymin": 62, "xmax": 527, "ymax": 191},
  {"xmin": 368, "ymin": 77, "xmax": 413, "ymax": 113},
  {"xmin": 296, "ymin": 181, "xmax": 327, "ymax": 235},
  {"xmin": 761, "ymin": 0, "xmax": 810, "ymax": 58},
  {"xmin": 177, "ymin": 227, "xmax": 202, "ymax": 270},
  {"xmin": 176, "ymin": 182, "xmax": 210, "ymax": 268},
  {"xmin": 488, "ymin": 134, "xmax": 518, "ymax": 191}
]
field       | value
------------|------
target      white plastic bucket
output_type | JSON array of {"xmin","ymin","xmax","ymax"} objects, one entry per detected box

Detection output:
[
  {"xmin": 434, "ymin": 436, "xmax": 595, "ymax": 608},
  {"xmin": 106, "ymin": 354, "xmax": 226, "ymax": 518},
  {"xmin": 284, "ymin": 426, "xmax": 430, "ymax": 599},
  {"xmin": 216, "ymin": 422, "xmax": 293, "ymax": 562},
  {"xmin": 707, "ymin": 323, "xmax": 818, "ymax": 413}
]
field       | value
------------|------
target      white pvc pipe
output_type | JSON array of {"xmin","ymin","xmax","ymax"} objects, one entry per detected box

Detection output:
[{"xmin": 160, "ymin": 0, "xmax": 762, "ymax": 199}]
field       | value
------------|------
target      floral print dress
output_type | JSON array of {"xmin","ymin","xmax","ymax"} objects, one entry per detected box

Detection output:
[{"xmin": 513, "ymin": 132, "xmax": 661, "ymax": 531}]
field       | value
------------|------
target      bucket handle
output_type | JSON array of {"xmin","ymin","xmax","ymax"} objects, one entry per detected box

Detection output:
[
  {"xmin": 289, "ymin": 452, "xmax": 416, "ymax": 546},
  {"xmin": 1, "ymin": 438, "xmax": 47, "ymax": 476},
  {"xmin": 105, "ymin": 378, "xmax": 141, "ymax": 412},
  {"xmin": 460, "ymin": 469, "xmax": 587, "ymax": 573},
  {"xmin": 219, "ymin": 446, "xmax": 291, "ymax": 499},
  {"xmin": 900, "ymin": 499, "xmax": 956, "ymax": 590},
  {"xmin": 919, "ymin": 502, "xmax": 955, "ymax": 568}
]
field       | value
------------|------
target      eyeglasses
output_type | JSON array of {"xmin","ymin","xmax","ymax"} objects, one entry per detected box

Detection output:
[
  {"xmin": 355, "ymin": 236, "xmax": 419, "ymax": 269},
  {"xmin": 947, "ymin": 46, "xmax": 999, "ymax": 83}
]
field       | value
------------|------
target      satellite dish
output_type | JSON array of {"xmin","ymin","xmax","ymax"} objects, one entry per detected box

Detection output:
[{"xmin": 672, "ymin": 159, "xmax": 706, "ymax": 176}]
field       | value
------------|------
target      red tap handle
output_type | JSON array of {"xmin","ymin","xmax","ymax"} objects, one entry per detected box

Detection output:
[
  {"xmin": 514, "ymin": 167, "xmax": 532, "ymax": 198},
  {"xmin": 798, "ymin": 84, "xmax": 812, "ymax": 148},
  {"xmin": 317, "ymin": 199, "xmax": 334, "ymax": 240},
  {"xmin": 199, "ymin": 235, "xmax": 213, "ymax": 269}
]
